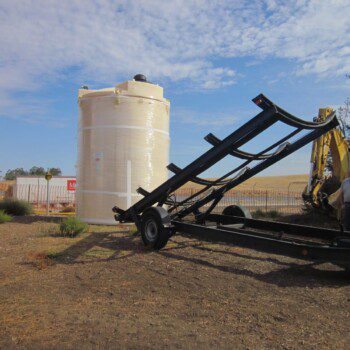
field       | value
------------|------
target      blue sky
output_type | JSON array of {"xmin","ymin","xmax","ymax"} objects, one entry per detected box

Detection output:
[{"xmin": 0, "ymin": 0, "xmax": 349, "ymax": 178}]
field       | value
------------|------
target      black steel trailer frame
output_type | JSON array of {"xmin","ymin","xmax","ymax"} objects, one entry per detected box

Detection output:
[{"xmin": 113, "ymin": 94, "xmax": 350, "ymax": 268}]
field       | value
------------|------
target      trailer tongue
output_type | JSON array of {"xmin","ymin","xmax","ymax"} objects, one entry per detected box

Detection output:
[{"xmin": 113, "ymin": 94, "xmax": 350, "ymax": 268}]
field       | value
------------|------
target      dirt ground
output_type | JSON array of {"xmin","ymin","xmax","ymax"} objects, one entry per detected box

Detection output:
[{"xmin": 1, "ymin": 216, "xmax": 349, "ymax": 349}]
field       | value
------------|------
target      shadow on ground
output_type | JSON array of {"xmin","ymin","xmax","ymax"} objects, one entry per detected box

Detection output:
[
  {"xmin": 47, "ymin": 229, "xmax": 350, "ymax": 288},
  {"xmin": 160, "ymin": 248, "xmax": 350, "ymax": 288},
  {"xmin": 51, "ymin": 230, "xmax": 143, "ymax": 264}
]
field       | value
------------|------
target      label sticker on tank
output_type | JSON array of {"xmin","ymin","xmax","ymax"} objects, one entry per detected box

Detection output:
[{"xmin": 94, "ymin": 152, "xmax": 103, "ymax": 172}]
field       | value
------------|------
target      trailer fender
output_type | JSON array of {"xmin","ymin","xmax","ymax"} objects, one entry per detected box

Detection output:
[{"xmin": 222, "ymin": 205, "xmax": 252, "ymax": 219}]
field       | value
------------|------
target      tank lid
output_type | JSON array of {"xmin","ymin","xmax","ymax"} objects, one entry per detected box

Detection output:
[{"xmin": 133, "ymin": 74, "xmax": 147, "ymax": 82}]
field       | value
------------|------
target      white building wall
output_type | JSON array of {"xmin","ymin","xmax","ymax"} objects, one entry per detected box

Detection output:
[{"xmin": 14, "ymin": 176, "xmax": 76, "ymax": 204}]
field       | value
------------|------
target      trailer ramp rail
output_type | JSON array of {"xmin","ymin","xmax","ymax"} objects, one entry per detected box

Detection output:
[
  {"xmin": 112, "ymin": 94, "xmax": 350, "ymax": 268},
  {"xmin": 114, "ymin": 94, "xmax": 338, "ymax": 223}
]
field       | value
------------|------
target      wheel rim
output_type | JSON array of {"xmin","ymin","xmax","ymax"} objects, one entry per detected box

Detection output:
[{"xmin": 144, "ymin": 218, "xmax": 158, "ymax": 242}]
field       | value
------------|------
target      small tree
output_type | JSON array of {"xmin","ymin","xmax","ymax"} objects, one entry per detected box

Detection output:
[
  {"xmin": 4, "ymin": 168, "xmax": 28, "ymax": 180},
  {"xmin": 337, "ymin": 74, "xmax": 350, "ymax": 137},
  {"xmin": 338, "ymin": 97, "xmax": 350, "ymax": 138},
  {"xmin": 3, "ymin": 166, "xmax": 63, "ymax": 180},
  {"xmin": 49, "ymin": 168, "xmax": 62, "ymax": 176},
  {"xmin": 29, "ymin": 166, "xmax": 46, "ymax": 176}
]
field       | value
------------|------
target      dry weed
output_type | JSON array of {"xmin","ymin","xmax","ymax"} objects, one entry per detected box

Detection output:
[{"xmin": 26, "ymin": 251, "xmax": 55, "ymax": 270}]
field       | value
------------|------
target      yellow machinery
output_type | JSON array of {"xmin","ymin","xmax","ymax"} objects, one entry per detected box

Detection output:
[{"xmin": 303, "ymin": 107, "xmax": 350, "ymax": 210}]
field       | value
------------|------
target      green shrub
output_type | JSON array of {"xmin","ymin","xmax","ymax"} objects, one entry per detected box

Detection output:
[
  {"xmin": 0, "ymin": 199, "xmax": 33, "ymax": 216},
  {"xmin": 268, "ymin": 210, "xmax": 281, "ymax": 219},
  {"xmin": 253, "ymin": 209, "xmax": 281, "ymax": 219},
  {"xmin": 0, "ymin": 210, "xmax": 12, "ymax": 223},
  {"xmin": 59, "ymin": 217, "xmax": 88, "ymax": 237},
  {"xmin": 253, "ymin": 209, "xmax": 264, "ymax": 218}
]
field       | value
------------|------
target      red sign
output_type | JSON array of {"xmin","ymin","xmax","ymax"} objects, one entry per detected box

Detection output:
[{"xmin": 67, "ymin": 179, "xmax": 76, "ymax": 191}]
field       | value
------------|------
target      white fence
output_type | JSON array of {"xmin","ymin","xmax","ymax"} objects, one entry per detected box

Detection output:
[{"xmin": 14, "ymin": 184, "xmax": 75, "ymax": 209}]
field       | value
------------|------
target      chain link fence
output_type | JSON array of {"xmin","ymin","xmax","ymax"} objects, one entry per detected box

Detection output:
[
  {"xmin": 11, "ymin": 184, "xmax": 304, "ymax": 214},
  {"xmin": 173, "ymin": 188, "xmax": 304, "ymax": 214}
]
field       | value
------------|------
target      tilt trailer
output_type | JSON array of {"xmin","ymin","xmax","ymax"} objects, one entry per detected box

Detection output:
[{"xmin": 113, "ymin": 94, "xmax": 350, "ymax": 268}]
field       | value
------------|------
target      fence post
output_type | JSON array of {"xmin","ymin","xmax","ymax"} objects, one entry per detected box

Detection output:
[
  {"xmin": 265, "ymin": 190, "xmax": 268, "ymax": 213},
  {"xmin": 27, "ymin": 184, "xmax": 31, "ymax": 203},
  {"xmin": 37, "ymin": 179, "xmax": 39, "ymax": 209},
  {"xmin": 46, "ymin": 180, "xmax": 50, "ymax": 215}
]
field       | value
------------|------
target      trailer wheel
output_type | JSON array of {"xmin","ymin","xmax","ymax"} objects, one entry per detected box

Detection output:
[
  {"xmin": 141, "ymin": 207, "xmax": 171, "ymax": 250},
  {"xmin": 222, "ymin": 205, "xmax": 252, "ymax": 218},
  {"xmin": 335, "ymin": 237, "xmax": 350, "ymax": 248}
]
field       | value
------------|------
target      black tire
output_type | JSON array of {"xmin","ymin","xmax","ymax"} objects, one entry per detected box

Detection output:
[
  {"xmin": 333, "ymin": 238, "xmax": 350, "ymax": 273},
  {"xmin": 140, "ymin": 207, "xmax": 171, "ymax": 250},
  {"xmin": 222, "ymin": 205, "xmax": 252, "ymax": 218}
]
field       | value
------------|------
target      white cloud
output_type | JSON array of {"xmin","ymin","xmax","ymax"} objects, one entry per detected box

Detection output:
[
  {"xmin": 0, "ymin": 0, "xmax": 348, "ymax": 102},
  {"xmin": 254, "ymin": 1, "xmax": 350, "ymax": 77}
]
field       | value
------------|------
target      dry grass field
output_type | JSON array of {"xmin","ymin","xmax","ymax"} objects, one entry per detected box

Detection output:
[
  {"xmin": 0, "ymin": 215, "xmax": 349, "ymax": 349},
  {"xmin": 182, "ymin": 174, "xmax": 309, "ymax": 192}
]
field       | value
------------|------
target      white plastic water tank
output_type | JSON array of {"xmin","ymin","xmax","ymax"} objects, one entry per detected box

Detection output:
[{"xmin": 77, "ymin": 76, "xmax": 170, "ymax": 224}]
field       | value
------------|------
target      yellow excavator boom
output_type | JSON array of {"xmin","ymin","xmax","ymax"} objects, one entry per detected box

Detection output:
[{"xmin": 304, "ymin": 107, "xmax": 350, "ymax": 210}]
